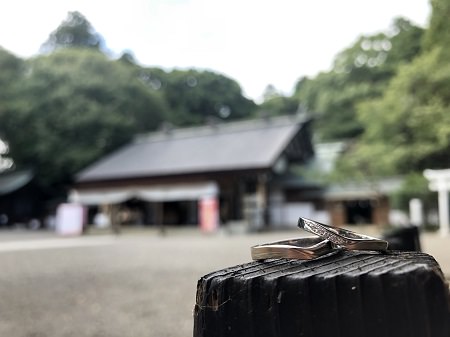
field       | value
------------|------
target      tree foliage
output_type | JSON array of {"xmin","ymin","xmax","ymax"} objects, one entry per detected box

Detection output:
[
  {"xmin": 0, "ymin": 48, "xmax": 24, "ymax": 91},
  {"xmin": 256, "ymin": 84, "xmax": 300, "ymax": 117},
  {"xmin": 135, "ymin": 68, "xmax": 256, "ymax": 126},
  {"xmin": 0, "ymin": 11, "xmax": 258, "ymax": 195},
  {"xmin": 335, "ymin": 3, "xmax": 450, "ymax": 180},
  {"xmin": 0, "ymin": 49, "xmax": 169, "ymax": 189},
  {"xmin": 423, "ymin": 0, "xmax": 450, "ymax": 53},
  {"xmin": 0, "ymin": 48, "xmax": 23, "ymax": 122},
  {"xmin": 0, "ymin": 48, "xmax": 24, "ymax": 172},
  {"xmin": 294, "ymin": 18, "xmax": 424, "ymax": 141},
  {"xmin": 337, "ymin": 47, "xmax": 450, "ymax": 178},
  {"xmin": 1, "ymin": 6, "xmax": 448, "ymax": 201},
  {"xmin": 40, "ymin": 11, "xmax": 106, "ymax": 53}
]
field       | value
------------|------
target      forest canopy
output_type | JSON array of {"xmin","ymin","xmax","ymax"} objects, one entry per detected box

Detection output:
[
  {"xmin": 0, "ymin": 2, "xmax": 448, "ymax": 199},
  {"xmin": 0, "ymin": 12, "xmax": 256, "ymax": 192}
]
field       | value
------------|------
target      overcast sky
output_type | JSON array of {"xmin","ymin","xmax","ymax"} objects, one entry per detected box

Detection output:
[{"xmin": 0, "ymin": 0, "xmax": 431, "ymax": 101}]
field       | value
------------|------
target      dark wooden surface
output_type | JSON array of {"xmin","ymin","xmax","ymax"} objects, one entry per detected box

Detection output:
[{"xmin": 194, "ymin": 250, "xmax": 450, "ymax": 337}]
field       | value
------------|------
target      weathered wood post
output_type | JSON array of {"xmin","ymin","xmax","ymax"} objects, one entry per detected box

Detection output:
[{"xmin": 194, "ymin": 250, "xmax": 450, "ymax": 337}]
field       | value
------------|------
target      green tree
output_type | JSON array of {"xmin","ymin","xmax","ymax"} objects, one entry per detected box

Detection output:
[
  {"xmin": 294, "ymin": 18, "xmax": 424, "ymax": 141},
  {"xmin": 295, "ymin": 72, "xmax": 372, "ymax": 140},
  {"xmin": 386, "ymin": 17, "xmax": 424, "ymax": 66},
  {"xmin": 257, "ymin": 95, "xmax": 299, "ymax": 117},
  {"xmin": 423, "ymin": 0, "xmax": 450, "ymax": 53},
  {"xmin": 334, "ymin": 0, "xmax": 450, "ymax": 180},
  {"xmin": 0, "ymin": 48, "xmax": 24, "ymax": 93},
  {"xmin": 256, "ymin": 84, "xmax": 299, "ymax": 117},
  {"xmin": 336, "ymin": 47, "xmax": 450, "ymax": 180},
  {"xmin": 40, "ymin": 11, "xmax": 106, "ymax": 53},
  {"xmin": 0, "ymin": 48, "xmax": 23, "ymax": 121},
  {"xmin": 1, "ymin": 11, "xmax": 256, "ymax": 195},
  {"xmin": 0, "ymin": 48, "xmax": 25, "ymax": 170},
  {"xmin": 0, "ymin": 49, "xmax": 169, "ymax": 190},
  {"xmin": 136, "ymin": 68, "xmax": 256, "ymax": 126}
]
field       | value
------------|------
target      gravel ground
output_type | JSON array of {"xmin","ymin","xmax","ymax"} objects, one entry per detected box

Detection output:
[
  {"xmin": 0, "ymin": 228, "xmax": 300, "ymax": 337},
  {"xmin": 0, "ymin": 227, "xmax": 448, "ymax": 337}
]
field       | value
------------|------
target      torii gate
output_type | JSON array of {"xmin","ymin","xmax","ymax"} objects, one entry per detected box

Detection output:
[{"xmin": 424, "ymin": 169, "xmax": 450, "ymax": 236}]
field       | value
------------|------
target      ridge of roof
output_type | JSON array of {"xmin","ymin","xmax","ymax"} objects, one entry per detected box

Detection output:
[{"xmin": 134, "ymin": 114, "xmax": 309, "ymax": 144}]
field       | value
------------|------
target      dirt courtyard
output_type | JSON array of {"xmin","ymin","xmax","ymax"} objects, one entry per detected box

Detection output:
[{"xmin": 0, "ymin": 227, "xmax": 448, "ymax": 337}]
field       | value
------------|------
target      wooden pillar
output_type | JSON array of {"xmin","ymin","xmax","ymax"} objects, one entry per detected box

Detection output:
[
  {"xmin": 372, "ymin": 197, "xmax": 389, "ymax": 226},
  {"xmin": 256, "ymin": 173, "xmax": 268, "ymax": 227},
  {"xmin": 327, "ymin": 201, "xmax": 345, "ymax": 227},
  {"xmin": 109, "ymin": 204, "xmax": 121, "ymax": 234},
  {"xmin": 154, "ymin": 201, "xmax": 165, "ymax": 235}
]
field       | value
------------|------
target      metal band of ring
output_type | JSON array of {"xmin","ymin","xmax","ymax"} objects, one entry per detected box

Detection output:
[
  {"xmin": 251, "ymin": 237, "xmax": 337, "ymax": 261},
  {"xmin": 298, "ymin": 217, "xmax": 388, "ymax": 251}
]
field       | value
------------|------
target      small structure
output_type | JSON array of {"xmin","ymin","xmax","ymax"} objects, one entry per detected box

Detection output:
[
  {"xmin": 0, "ymin": 169, "xmax": 43, "ymax": 226},
  {"xmin": 424, "ymin": 168, "xmax": 450, "ymax": 236},
  {"xmin": 324, "ymin": 178, "xmax": 403, "ymax": 226},
  {"xmin": 274, "ymin": 142, "xmax": 402, "ymax": 227},
  {"xmin": 70, "ymin": 115, "xmax": 314, "ymax": 230}
]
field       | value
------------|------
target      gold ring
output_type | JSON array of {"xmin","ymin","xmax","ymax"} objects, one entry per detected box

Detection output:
[{"xmin": 251, "ymin": 237, "xmax": 337, "ymax": 260}]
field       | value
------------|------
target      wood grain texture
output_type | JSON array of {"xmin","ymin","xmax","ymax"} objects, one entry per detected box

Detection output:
[{"xmin": 194, "ymin": 251, "xmax": 450, "ymax": 337}]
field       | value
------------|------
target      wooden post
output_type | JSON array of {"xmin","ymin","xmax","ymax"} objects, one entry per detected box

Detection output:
[
  {"xmin": 372, "ymin": 196, "xmax": 389, "ymax": 226},
  {"xmin": 109, "ymin": 204, "xmax": 121, "ymax": 234},
  {"xmin": 327, "ymin": 201, "xmax": 346, "ymax": 226},
  {"xmin": 256, "ymin": 173, "xmax": 268, "ymax": 228},
  {"xmin": 154, "ymin": 201, "xmax": 166, "ymax": 235},
  {"xmin": 194, "ymin": 251, "xmax": 450, "ymax": 337}
]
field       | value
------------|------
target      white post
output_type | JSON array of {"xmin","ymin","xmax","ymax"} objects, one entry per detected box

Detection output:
[
  {"xmin": 409, "ymin": 198, "xmax": 423, "ymax": 227},
  {"xmin": 424, "ymin": 169, "xmax": 450, "ymax": 237},
  {"xmin": 437, "ymin": 188, "xmax": 449, "ymax": 236}
]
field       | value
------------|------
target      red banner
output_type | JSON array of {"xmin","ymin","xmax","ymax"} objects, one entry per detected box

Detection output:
[{"xmin": 199, "ymin": 197, "xmax": 219, "ymax": 233}]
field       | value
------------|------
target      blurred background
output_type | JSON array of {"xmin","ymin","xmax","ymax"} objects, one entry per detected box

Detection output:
[{"xmin": 0, "ymin": 0, "xmax": 449, "ymax": 336}]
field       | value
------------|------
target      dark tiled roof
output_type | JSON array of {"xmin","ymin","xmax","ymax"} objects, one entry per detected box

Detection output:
[{"xmin": 76, "ymin": 115, "xmax": 309, "ymax": 182}]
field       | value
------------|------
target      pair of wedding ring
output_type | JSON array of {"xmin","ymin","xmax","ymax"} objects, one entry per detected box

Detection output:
[{"xmin": 251, "ymin": 217, "xmax": 388, "ymax": 261}]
